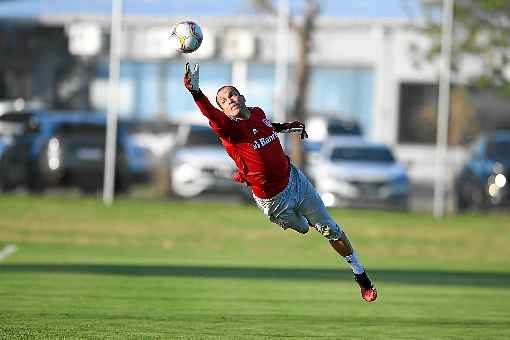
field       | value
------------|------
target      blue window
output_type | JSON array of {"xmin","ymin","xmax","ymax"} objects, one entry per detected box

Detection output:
[
  {"xmin": 92, "ymin": 61, "xmax": 137, "ymax": 119},
  {"xmin": 94, "ymin": 60, "xmax": 232, "ymax": 121},
  {"xmin": 135, "ymin": 62, "xmax": 159, "ymax": 120},
  {"xmin": 247, "ymin": 64, "xmax": 275, "ymax": 117},
  {"xmin": 307, "ymin": 67, "xmax": 373, "ymax": 133},
  {"xmin": 167, "ymin": 61, "xmax": 231, "ymax": 120}
]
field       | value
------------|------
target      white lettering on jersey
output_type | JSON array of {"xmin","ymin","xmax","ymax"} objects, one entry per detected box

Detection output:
[
  {"xmin": 262, "ymin": 118, "xmax": 273, "ymax": 128},
  {"xmin": 252, "ymin": 131, "xmax": 279, "ymax": 150},
  {"xmin": 252, "ymin": 128, "xmax": 258, "ymax": 135}
]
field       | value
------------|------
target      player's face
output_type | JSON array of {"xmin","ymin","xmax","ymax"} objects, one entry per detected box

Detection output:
[{"xmin": 217, "ymin": 86, "xmax": 246, "ymax": 118}]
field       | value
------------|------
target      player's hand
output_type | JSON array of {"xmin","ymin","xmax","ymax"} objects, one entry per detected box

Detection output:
[
  {"xmin": 232, "ymin": 170, "xmax": 247, "ymax": 184},
  {"xmin": 282, "ymin": 121, "xmax": 308, "ymax": 139},
  {"xmin": 184, "ymin": 62, "xmax": 200, "ymax": 93}
]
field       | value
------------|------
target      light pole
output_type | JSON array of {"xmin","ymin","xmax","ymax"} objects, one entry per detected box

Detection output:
[
  {"xmin": 274, "ymin": 0, "xmax": 290, "ymax": 124},
  {"xmin": 433, "ymin": 0, "xmax": 454, "ymax": 218},
  {"xmin": 103, "ymin": 0, "xmax": 123, "ymax": 206}
]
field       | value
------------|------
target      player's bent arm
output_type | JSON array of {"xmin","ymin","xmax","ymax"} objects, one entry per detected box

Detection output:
[
  {"xmin": 184, "ymin": 62, "xmax": 241, "ymax": 140},
  {"xmin": 271, "ymin": 122, "xmax": 286, "ymax": 132},
  {"xmin": 191, "ymin": 91, "xmax": 242, "ymax": 140},
  {"xmin": 272, "ymin": 121, "xmax": 308, "ymax": 139}
]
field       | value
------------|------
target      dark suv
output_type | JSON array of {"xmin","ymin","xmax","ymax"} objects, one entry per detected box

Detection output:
[
  {"xmin": 0, "ymin": 111, "xmax": 132, "ymax": 194},
  {"xmin": 455, "ymin": 131, "xmax": 510, "ymax": 211},
  {"xmin": 0, "ymin": 113, "xmax": 29, "ymax": 191}
]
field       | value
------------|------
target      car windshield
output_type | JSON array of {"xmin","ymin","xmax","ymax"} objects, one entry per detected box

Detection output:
[
  {"xmin": 187, "ymin": 127, "xmax": 220, "ymax": 146},
  {"xmin": 0, "ymin": 121, "xmax": 25, "ymax": 136},
  {"xmin": 304, "ymin": 140, "xmax": 322, "ymax": 153},
  {"xmin": 56, "ymin": 123, "xmax": 105, "ymax": 135},
  {"xmin": 327, "ymin": 122, "xmax": 362, "ymax": 136},
  {"xmin": 331, "ymin": 146, "xmax": 395, "ymax": 163},
  {"xmin": 0, "ymin": 113, "xmax": 33, "ymax": 136},
  {"xmin": 486, "ymin": 140, "xmax": 510, "ymax": 161}
]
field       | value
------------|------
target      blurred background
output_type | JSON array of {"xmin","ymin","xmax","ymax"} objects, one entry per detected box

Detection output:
[{"xmin": 1, "ymin": 0, "xmax": 509, "ymax": 215}]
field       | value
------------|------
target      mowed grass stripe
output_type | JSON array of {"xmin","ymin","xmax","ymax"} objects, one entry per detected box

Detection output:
[
  {"xmin": 1, "ymin": 194, "xmax": 509, "ymax": 270},
  {"xmin": 1, "ymin": 263, "xmax": 510, "ymax": 287},
  {"xmin": 1, "ymin": 272, "xmax": 509, "ymax": 339}
]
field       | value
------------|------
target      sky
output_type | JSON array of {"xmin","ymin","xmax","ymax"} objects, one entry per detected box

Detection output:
[{"xmin": 0, "ymin": 0, "xmax": 423, "ymax": 20}]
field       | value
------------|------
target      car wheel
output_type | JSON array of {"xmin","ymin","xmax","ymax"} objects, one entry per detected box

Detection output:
[
  {"xmin": 80, "ymin": 184, "xmax": 98, "ymax": 195},
  {"xmin": 169, "ymin": 168, "xmax": 207, "ymax": 198},
  {"xmin": 395, "ymin": 196, "xmax": 409, "ymax": 211},
  {"xmin": 455, "ymin": 181, "xmax": 470, "ymax": 212},
  {"xmin": 114, "ymin": 173, "xmax": 130, "ymax": 195},
  {"xmin": 470, "ymin": 184, "xmax": 488, "ymax": 211},
  {"xmin": 0, "ymin": 177, "xmax": 16, "ymax": 193},
  {"xmin": 456, "ymin": 191, "xmax": 469, "ymax": 212},
  {"xmin": 27, "ymin": 175, "xmax": 46, "ymax": 194}
]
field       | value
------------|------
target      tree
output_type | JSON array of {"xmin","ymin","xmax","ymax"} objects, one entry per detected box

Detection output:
[
  {"xmin": 416, "ymin": 0, "xmax": 510, "ymax": 141},
  {"xmin": 421, "ymin": 0, "xmax": 510, "ymax": 93},
  {"xmin": 251, "ymin": 0, "xmax": 319, "ymax": 167}
]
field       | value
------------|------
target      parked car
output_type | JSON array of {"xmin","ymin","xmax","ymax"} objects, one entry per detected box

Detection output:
[
  {"xmin": 123, "ymin": 123, "xmax": 160, "ymax": 185},
  {"xmin": 0, "ymin": 113, "xmax": 29, "ymax": 191},
  {"xmin": 308, "ymin": 137, "xmax": 410, "ymax": 210},
  {"xmin": 0, "ymin": 111, "xmax": 133, "ymax": 194},
  {"xmin": 304, "ymin": 117, "xmax": 363, "ymax": 170},
  {"xmin": 455, "ymin": 131, "xmax": 510, "ymax": 211},
  {"xmin": 125, "ymin": 121, "xmax": 178, "ymax": 183},
  {"xmin": 168, "ymin": 124, "xmax": 248, "ymax": 198},
  {"xmin": 306, "ymin": 116, "xmax": 363, "ymax": 141}
]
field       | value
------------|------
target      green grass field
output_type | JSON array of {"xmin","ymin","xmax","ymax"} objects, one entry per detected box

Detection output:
[{"xmin": 1, "ymin": 194, "xmax": 509, "ymax": 339}]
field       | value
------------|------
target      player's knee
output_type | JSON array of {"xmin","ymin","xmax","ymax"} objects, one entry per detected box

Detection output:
[
  {"xmin": 281, "ymin": 223, "xmax": 309, "ymax": 235},
  {"xmin": 314, "ymin": 223, "xmax": 341, "ymax": 241},
  {"xmin": 291, "ymin": 224, "xmax": 309, "ymax": 234},
  {"xmin": 270, "ymin": 217, "xmax": 309, "ymax": 234}
]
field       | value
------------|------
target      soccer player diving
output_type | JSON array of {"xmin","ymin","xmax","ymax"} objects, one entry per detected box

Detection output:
[{"xmin": 184, "ymin": 62, "xmax": 377, "ymax": 302}]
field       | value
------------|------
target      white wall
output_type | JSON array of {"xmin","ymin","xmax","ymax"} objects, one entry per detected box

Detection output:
[
  {"xmin": 68, "ymin": 14, "xmax": 475, "ymax": 183},
  {"xmin": 204, "ymin": 19, "xmax": 474, "ymax": 184}
]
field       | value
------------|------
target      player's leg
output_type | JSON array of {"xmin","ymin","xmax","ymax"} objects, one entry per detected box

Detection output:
[
  {"xmin": 295, "ymin": 167, "xmax": 378, "ymax": 302},
  {"xmin": 252, "ymin": 171, "xmax": 310, "ymax": 235},
  {"xmin": 325, "ymin": 233, "xmax": 376, "ymax": 300},
  {"xmin": 304, "ymin": 204, "xmax": 378, "ymax": 302},
  {"xmin": 271, "ymin": 210, "xmax": 310, "ymax": 235}
]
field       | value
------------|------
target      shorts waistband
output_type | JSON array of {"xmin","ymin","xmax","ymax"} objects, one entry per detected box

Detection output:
[{"xmin": 253, "ymin": 165, "xmax": 297, "ymax": 202}]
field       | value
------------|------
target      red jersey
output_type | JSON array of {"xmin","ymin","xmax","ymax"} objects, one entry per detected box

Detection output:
[{"xmin": 192, "ymin": 91, "xmax": 290, "ymax": 198}]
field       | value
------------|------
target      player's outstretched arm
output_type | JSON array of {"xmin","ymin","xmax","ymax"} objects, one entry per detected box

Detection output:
[
  {"xmin": 272, "ymin": 121, "xmax": 308, "ymax": 139},
  {"xmin": 183, "ymin": 62, "xmax": 242, "ymax": 140}
]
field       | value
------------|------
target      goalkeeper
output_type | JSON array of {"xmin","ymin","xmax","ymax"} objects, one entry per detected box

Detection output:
[{"xmin": 184, "ymin": 63, "xmax": 377, "ymax": 302}]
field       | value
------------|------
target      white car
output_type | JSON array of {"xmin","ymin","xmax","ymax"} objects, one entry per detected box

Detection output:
[
  {"xmin": 169, "ymin": 124, "xmax": 247, "ymax": 198},
  {"xmin": 308, "ymin": 137, "xmax": 410, "ymax": 210}
]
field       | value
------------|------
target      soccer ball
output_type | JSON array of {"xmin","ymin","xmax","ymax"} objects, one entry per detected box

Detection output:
[{"xmin": 169, "ymin": 21, "xmax": 203, "ymax": 54}]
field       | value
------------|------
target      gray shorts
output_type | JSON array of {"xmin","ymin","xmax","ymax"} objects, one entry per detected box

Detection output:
[{"xmin": 253, "ymin": 165, "xmax": 342, "ymax": 240}]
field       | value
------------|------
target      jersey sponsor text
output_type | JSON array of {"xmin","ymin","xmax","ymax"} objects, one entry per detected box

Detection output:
[{"xmin": 253, "ymin": 131, "xmax": 279, "ymax": 150}]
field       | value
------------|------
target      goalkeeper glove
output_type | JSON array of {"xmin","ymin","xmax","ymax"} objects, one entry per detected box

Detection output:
[
  {"xmin": 273, "ymin": 121, "xmax": 308, "ymax": 139},
  {"xmin": 184, "ymin": 62, "xmax": 200, "ymax": 93}
]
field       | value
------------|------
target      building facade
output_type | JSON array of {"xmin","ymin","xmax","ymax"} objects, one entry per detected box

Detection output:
[{"xmin": 3, "ymin": 12, "xmax": 507, "ymax": 183}]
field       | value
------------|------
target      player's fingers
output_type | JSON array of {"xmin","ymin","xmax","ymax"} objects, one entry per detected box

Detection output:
[{"xmin": 185, "ymin": 62, "xmax": 190, "ymax": 74}]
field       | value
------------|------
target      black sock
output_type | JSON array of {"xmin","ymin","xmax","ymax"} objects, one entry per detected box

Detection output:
[{"xmin": 354, "ymin": 271, "xmax": 373, "ymax": 289}]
